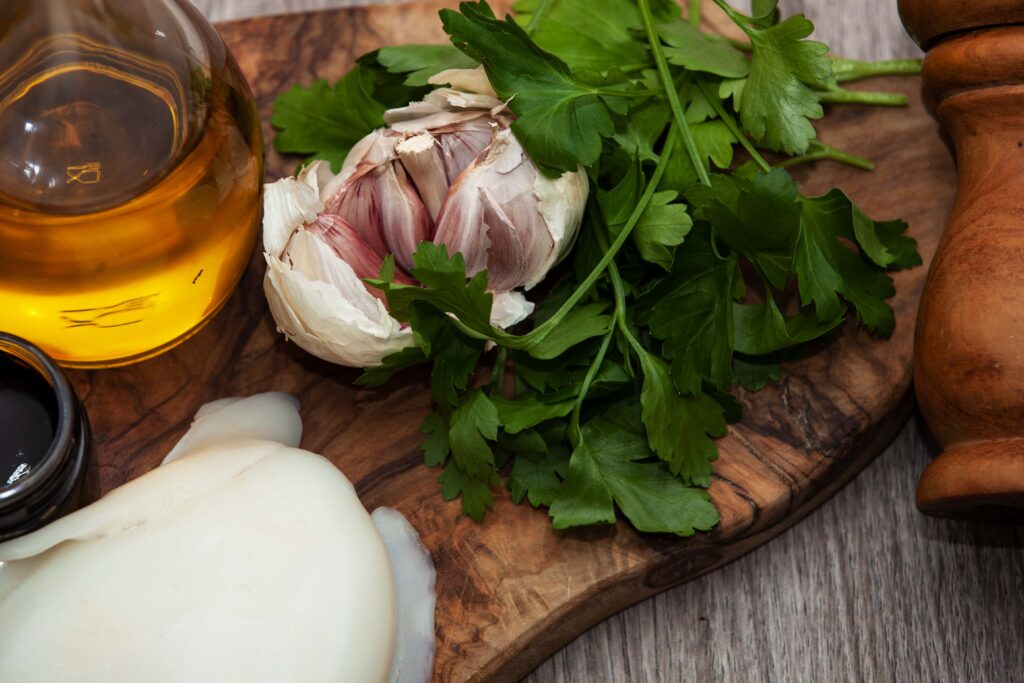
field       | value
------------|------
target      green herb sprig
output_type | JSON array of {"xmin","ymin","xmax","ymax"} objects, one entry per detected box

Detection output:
[{"xmin": 271, "ymin": 0, "xmax": 921, "ymax": 535}]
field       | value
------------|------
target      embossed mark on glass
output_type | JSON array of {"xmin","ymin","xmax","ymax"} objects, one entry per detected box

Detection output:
[{"xmin": 0, "ymin": 0, "xmax": 263, "ymax": 367}]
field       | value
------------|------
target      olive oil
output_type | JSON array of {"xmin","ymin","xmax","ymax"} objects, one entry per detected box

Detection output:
[{"xmin": 0, "ymin": 2, "xmax": 262, "ymax": 367}]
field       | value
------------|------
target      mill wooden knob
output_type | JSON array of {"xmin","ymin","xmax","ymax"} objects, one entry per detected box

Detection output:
[{"xmin": 899, "ymin": 0, "xmax": 1024, "ymax": 518}]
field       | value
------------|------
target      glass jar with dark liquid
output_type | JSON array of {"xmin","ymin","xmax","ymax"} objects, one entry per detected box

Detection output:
[
  {"xmin": 0, "ymin": 333, "xmax": 89, "ymax": 541},
  {"xmin": 0, "ymin": 0, "xmax": 263, "ymax": 367}
]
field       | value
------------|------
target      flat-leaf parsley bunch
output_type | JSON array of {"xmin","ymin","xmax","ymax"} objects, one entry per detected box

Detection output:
[{"xmin": 271, "ymin": 0, "xmax": 921, "ymax": 535}]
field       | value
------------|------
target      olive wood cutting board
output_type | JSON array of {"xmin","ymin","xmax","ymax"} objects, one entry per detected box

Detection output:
[{"xmin": 66, "ymin": 2, "xmax": 953, "ymax": 681}]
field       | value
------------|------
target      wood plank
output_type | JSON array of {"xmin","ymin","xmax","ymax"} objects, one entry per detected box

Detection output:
[{"xmin": 67, "ymin": 1, "xmax": 964, "ymax": 680}]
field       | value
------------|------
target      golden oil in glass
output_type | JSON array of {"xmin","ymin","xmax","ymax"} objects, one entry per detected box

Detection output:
[{"xmin": 0, "ymin": 0, "xmax": 263, "ymax": 367}]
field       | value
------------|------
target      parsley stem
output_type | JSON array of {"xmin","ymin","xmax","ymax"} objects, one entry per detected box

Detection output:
[
  {"xmin": 607, "ymin": 250, "xmax": 645, "ymax": 361},
  {"xmin": 712, "ymin": 0, "xmax": 749, "ymax": 28},
  {"xmin": 595, "ymin": 88, "xmax": 661, "ymax": 98},
  {"xmin": 688, "ymin": 0, "xmax": 701, "ymax": 27},
  {"xmin": 492, "ymin": 346, "xmax": 507, "ymax": 397},
  {"xmin": 696, "ymin": 80, "xmax": 772, "ymax": 173},
  {"xmin": 509, "ymin": 125, "xmax": 680, "ymax": 349},
  {"xmin": 589, "ymin": 205, "xmax": 648, "ymax": 367},
  {"xmin": 524, "ymin": 0, "xmax": 553, "ymax": 34},
  {"xmin": 569, "ymin": 326, "xmax": 614, "ymax": 446},
  {"xmin": 638, "ymin": 0, "xmax": 711, "ymax": 187},
  {"xmin": 831, "ymin": 57, "xmax": 921, "ymax": 83},
  {"xmin": 776, "ymin": 141, "xmax": 874, "ymax": 171},
  {"xmin": 817, "ymin": 87, "xmax": 907, "ymax": 107}
]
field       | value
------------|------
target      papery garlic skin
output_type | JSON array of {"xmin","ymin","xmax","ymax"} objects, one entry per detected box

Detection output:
[
  {"xmin": 262, "ymin": 163, "xmax": 415, "ymax": 368},
  {"xmin": 433, "ymin": 129, "xmax": 588, "ymax": 291},
  {"xmin": 490, "ymin": 290, "xmax": 535, "ymax": 329},
  {"xmin": 427, "ymin": 66, "xmax": 498, "ymax": 97}
]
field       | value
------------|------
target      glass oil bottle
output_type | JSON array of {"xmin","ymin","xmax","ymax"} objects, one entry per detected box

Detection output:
[{"xmin": 0, "ymin": 0, "xmax": 263, "ymax": 367}]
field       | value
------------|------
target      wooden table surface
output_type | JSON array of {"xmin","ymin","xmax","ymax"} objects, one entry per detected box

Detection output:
[{"xmin": 193, "ymin": 0, "xmax": 1024, "ymax": 680}]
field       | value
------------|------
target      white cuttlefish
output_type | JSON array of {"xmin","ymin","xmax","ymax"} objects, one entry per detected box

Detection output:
[{"xmin": 0, "ymin": 392, "xmax": 436, "ymax": 683}]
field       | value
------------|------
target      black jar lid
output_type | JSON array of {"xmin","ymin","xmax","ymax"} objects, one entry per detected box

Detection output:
[{"xmin": 0, "ymin": 332, "xmax": 90, "ymax": 541}]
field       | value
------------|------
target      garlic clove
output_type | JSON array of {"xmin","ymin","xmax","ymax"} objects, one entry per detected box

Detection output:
[
  {"xmin": 309, "ymin": 213, "xmax": 390, "ymax": 282},
  {"xmin": 433, "ymin": 130, "xmax": 551, "ymax": 290},
  {"xmin": 527, "ymin": 160, "xmax": 589, "ymax": 288},
  {"xmin": 327, "ymin": 130, "xmax": 398, "ymax": 192},
  {"xmin": 262, "ymin": 175, "xmax": 323, "ymax": 258},
  {"xmin": 395, "ymin": 134, "xmax": 448, "ymax": 221},
  {"xmin": 431, "ymin": 118, "xmax": 499, "ymax": 184},
  {"xmin": 427, "ymin": 66, "xmax": 497, "ymax": 97},
  {"xmin": 378, "ymin": 162, "xmax": 433, "ymax": 269},
  {"xmin": 320, "ymin": 132, "xmax": 432, "ymax": 270},
  {"xmin": 434, "ymin": 129, "xmax": 587, "ymax": 291},
  {"xmin": 431, "ymin": 177, "xmax": 490, "ymax": 280},
  {"xmin": 478, "ymin": 186, "xmax": 529, "ymax": 291},
  {"xmin": 264, "ymin": 230, "xmax": 414, "ymax": 368}
]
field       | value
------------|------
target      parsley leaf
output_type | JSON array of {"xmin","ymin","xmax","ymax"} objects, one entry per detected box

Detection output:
[
  {"xmin": 405, "ymin": 305, "xmax": 483, "ymax": 407},
  {"xmin": 733, "ymin": 297, "xmax": 843, "ymax": 355},
  {"xmin": 376, "ymin": 44, "xmax": 478, "ymax": 86},
  {"xmin": 638, "ymin": 354, "xmax": 726, "ymax": 486},
  {"xmin": 491, "ymin": 395, "xmax": 575, "ymax": 433},
  {"xmin": 512, "ymin": 0, "xmax": 648, "ymax": 72},
  {"xmin": 636, "ymin": 230, "xmax": 739, "ymax": 394},
  {"xmin": 689, "ymin": 169, "xmax": 800, "ymax": 288},
  {"xmin": 632, "ymin": 191, "xmax": 693, "ymax": 270},
  {"xmin": 420, "ymin": 411, "xmax": 451, "ymax": 467},
  {"xmin": 733, "ymin": 356, "xmax": 782, "ymax": 391},
  {"xmin": 796, "ymin": 190, "xmax": 901, "ymax": 334},
  {"xmin": 439, "ymin": 460, "xmax": 496, "ymax": 522},
  {"xmin": 600, "ymin": 162, "xmax": 695, "ymax": 270},
  {"xmin": 440, "ymin": 1, "xmax": 614, "ymax": 172},
  {"xmin": 716, "ymin": 1, "xmax": 832, "ymax": 154},
  {"xmin": 689, "ymin": 172, "xmax": 909, "ymax": 337},
  {"xmin": 377, "ymin": 243, "xmax": 496, "ymax": 339},
  {"xmin": 509, "ymin": 447, "xmax": 569, "ymax": 507},
  {"xmin": 448, "ymin": 389, "xmax": 501, "ymax": 479},
  {"xmin": 271, "ymin": 65, "xmax": 388, "ymax": 171},
  {"xmin": 512, "ymin": 0, "xmax": 677, "ymax": 73},
  {"xmin": 612, "ymin": 102, "xmax": 670, "ymax": 163},
  {"xmin": 527, "ymin": 303, "xmax": 612, "ymax": 360},
  {"xmin": 658, "ymin": 21, "xmax": 750, "ymax": 78},
  {"xmin": 660, "ymin": 120, "xmax": 737, "ymax": 193},
  {"xmin": 355, "ymin": 346, "xmax": 426, "ymax": 387},
  {"xmin": 549, "ymin": 417, "xmax": 719, "ymax": 535}
]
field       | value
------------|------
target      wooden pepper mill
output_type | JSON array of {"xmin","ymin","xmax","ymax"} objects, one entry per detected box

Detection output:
[{"xmin": 899, "ymin": 0, "xmax": 1024, "ymax": 518}]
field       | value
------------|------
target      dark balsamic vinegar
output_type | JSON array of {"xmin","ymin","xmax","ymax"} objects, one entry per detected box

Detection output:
[{"xmin": 0, "ymin": 355, "xmax": 56, "ymax": 489}]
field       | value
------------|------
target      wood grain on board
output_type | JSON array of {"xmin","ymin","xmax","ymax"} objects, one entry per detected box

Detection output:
[{"xmin": 68, "ymin": 2, "xmax": 955, "ymax": 681}]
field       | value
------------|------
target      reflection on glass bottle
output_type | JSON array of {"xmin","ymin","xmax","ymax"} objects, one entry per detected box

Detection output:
[{"xmin": 0, "ymin": 0, "xmax": 263, "ymax": 367}]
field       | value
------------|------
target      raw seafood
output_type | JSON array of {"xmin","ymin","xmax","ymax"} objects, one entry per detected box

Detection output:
[{"xmin": 0, "ymin": 393, "xmax": 436, "ymax": 683}]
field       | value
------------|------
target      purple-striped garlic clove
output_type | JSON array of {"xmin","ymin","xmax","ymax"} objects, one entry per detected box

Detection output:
[
  {"xmin": 433, "ymin": 129, "xmax": 588, "ymax": 292},
  {"xmin": 321, "ymin": 132, "xmax": 432, "ymax": 270},
  {"xmin": 262, "ymin": 161, "xmax": 414, "ymax": 368}
]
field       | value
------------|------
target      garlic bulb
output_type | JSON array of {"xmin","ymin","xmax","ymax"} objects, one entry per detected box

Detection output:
[{"xmin": 263, "ymin": 69, "xmax": 589, "ymax": 368}]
